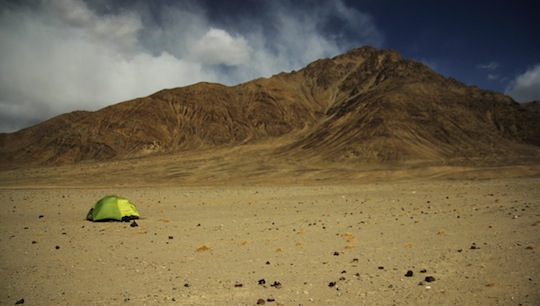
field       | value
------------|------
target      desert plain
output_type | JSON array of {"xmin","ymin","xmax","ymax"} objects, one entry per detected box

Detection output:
[{"xmin": 1, "ymin": 160, "xmax": 539, "ymax": 306}]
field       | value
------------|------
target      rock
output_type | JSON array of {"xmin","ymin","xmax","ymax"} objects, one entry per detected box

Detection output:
[
  {"xmin": 258, "ymin": 279, "xmax": 266, "ymax": 285},
  {"xmin": 257, "ymin": 298, "xmax": 266, "ymax": 305},
  {"xmin": 15, "ymin": 298, "xmax": 25, "ymax": 305},
  {"xmin": 270, "ymin": 281, "xmax": 282, "ymax": 289},
  {"xmin": 425, "ymin": 276, "xmax": 436, "ymax": 282},
  {"xmin": 405, "ymin": 270, "xmax": 413, "ymax": 277},
  {"xmin": 130, "ymin": 221, "xmax": 138, "ymax": 227},
  {"xmin": 328, "ymin": 282, "xmax": 336, "ymax": 287}
]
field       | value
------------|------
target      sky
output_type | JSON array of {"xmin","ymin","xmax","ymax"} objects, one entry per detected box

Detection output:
[{"xmin": 0, "ymin": 0, "xmax": 539, "ymax": 133}]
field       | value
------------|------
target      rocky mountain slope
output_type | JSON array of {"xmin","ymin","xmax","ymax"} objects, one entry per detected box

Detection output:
[{"xmin": 1, "ymin": 46, "xmax": 539, "ymax": 170}]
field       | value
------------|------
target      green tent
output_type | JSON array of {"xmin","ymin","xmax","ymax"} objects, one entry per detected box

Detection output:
[{"xmin": 86, "ymin": 195, "xmax": 140, "ymax": 222}]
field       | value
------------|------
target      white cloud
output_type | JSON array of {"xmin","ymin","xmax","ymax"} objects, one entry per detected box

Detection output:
[
  {"xmin": 487, "ymin": 74, "xmax": 499, "ymax": 80},
  {"xmin": 505, "ymin": 64, "xmax": 540, "ymax": 102},
  {"xmin": 192, "ymin": 28, "xmax": 252, "ymax": 65},
  {"xmin": 0, "ymin": 0, "xmax": 382, "ymax": 132}
]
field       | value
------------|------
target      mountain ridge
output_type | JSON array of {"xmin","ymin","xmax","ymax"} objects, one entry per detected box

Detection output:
[{"xmin": 1, "ymin": 45, "xmax": 539, "ymax": 170}]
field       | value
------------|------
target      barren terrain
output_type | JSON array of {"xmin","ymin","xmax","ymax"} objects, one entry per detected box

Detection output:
[
  {"xmin": 1, "ymin": 163, "xmax": 539, "ymax": 305},
  {"xmin": 1, "ymin": 46, "xmax": 539, "ymax": 305}
]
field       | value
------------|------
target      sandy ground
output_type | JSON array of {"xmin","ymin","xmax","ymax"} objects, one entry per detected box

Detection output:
[{"xmin": 1, "ymin": 177, "xmax": 539, "ymax": 305}]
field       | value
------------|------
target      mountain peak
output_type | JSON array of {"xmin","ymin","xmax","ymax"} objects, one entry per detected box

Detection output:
[{"xmin": 1, "ymin": 46, "xmax": 539, "ymax": 169}]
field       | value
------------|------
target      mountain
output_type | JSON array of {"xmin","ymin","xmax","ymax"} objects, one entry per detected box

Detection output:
[{"xmin": 1, "ymin": 46, "xmax": 539, "ymax": 171}]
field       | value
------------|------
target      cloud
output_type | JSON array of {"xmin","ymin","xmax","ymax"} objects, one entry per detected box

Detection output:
[
  {"xmin": 505, "ymin": 64, "xmax": 540, "ymax": 102},
  {"xmin": 0, "ymin": 0, "xmax": 382, "ymax": 132},
  {"xmin": 476, "ymin": 62, "xmax": 499, "ymax": 70},
  {"xmin": 487, "ymin": 74, "xmax": 499, "ymax": 81},
  {"xmin": 191, "ymin": 28, "xmax": 252, "ymax": 65}
]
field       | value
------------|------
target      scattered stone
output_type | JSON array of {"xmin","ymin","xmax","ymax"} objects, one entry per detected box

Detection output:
[
  {"xmin": 328, "ymin": 282, "xmax": 336, "ymax": 287},
  {"xmin": 267, "ymin": 298, "xmax": 275, "ymax": 302},
  {"xmin": 333, "ymin": 251, "xmax": 340, "ymax": 256},
  {"xmin": 405, "ymin": 270, "xmax": 414, "ymax": 277},
  {"xmin": 266, "ymin": 261, "xmax": 271, "ymax": 265},
  {"xmin": 184, "ymin": 283, "xmax": 190, "ymax": 287},
  {"xmin": 32, "ymin": 241, "xmax": 37, "ymax": 244},
  {"xmin": 425, "ymin": 276, "xmax": 436, "ymax": 282},
  {"xmin": 15, "ymin": 298, "xmax": 25, "ymax": 305},
  {"xmin": 234, "ymin": 282, "xmax": 243, "ymax": 287},
  {"xmin": 258, "ymin": 279, "xmax": 266, "ymax": 285},
  {"xmin": 130, "ymin": 221, "xmax": 138, "ymax": 227},
  {"xmin": 38, "ymin": 215, "xmax": 44, "ymax": 219},
  {"xmin": 168, "ymin": 236, "xmax": 174, "ymax": 240},
  {"xmin": 419, "ymin": 269, "xmax": 427, "ymax": 273},
  {"xmin": 257, "ymin": 298, "xmax": 266, "ymax": 305},
  {"xmin": 55, "ymin": 245, "xmax": 60, "ymax": 250},
  {"xmin": 378, "ymin": 266, "xmax": 384, "ymax": 270},
  {"xmin": 270, "ymin": 281, "xmax": 282, "ymax": 289}
]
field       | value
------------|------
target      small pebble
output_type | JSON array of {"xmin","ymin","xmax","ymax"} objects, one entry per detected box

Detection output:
[
  {"xmin": 130, "ymin": 221, "xmax": 138, "ymax": 227},
  {"xmin": 15, "ymin": 298, "xmax": 25, "ymax": 305},
  {"xmin": 257, "ymin": 298, "xmax": 266, "ymax": 305},
  {"xmin": 405, "ymin": 270, "xmax": 413, "ymax": 277},
  {"xmin": 425, "ymin": 276, "xmax": 436, "ymax": 282},
  {"xmin": 328, "ymin": 282, "xmax": 336, "ymax": 287},
  {"xmin": 270, "ymin": 281, "xmax": 282, "ymax": 289},
  {"xmin": 258, "ymin": 279, "xmax": 266, "ymax": 285}
]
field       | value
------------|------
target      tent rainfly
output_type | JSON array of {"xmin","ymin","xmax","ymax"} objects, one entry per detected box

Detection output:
[{"xmin": 86, "ymin": 195, "xmax": 140, "ymax": 222}]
